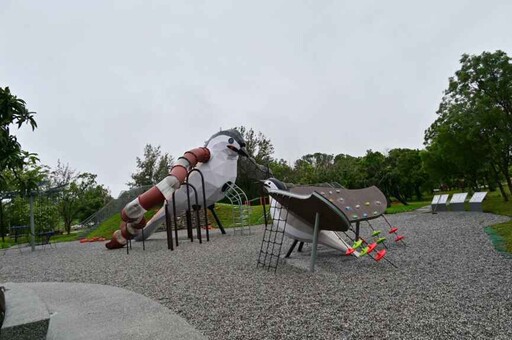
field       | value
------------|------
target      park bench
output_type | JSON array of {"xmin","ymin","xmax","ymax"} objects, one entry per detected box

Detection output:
[
  {"xmin": 37, "ymin": 230, "xmax": 56, "ymax": 250},
  {"xmin": 9, "ymin": 226, "xmax": 31, "ymax": 252}
]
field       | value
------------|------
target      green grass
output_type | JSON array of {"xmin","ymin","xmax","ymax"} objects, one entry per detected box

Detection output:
[
  {"xmin": 84, "ymin": 204, "xmax": 264, "ymax": 240},
  {"xmin": 0, "ymin": 231, "xmax": 81, "ymax": 249},
  {"xmin": 486, "ymin": 222, "xmax": 512, "ymax": 254},
  {"xmin": 483, "ymin": 189, "xmax": 512, "ymax": 254},
  {"xmin": 483, "ymin": 190, "xmax": 512, "ymax": 217},
  {"xmin": 52, "ymin": 233, "xmax": 81, "ymax": 243},
  {"xmin": 86, "ymin": 208, "xmax": 159, "ymax": 239},
  {"xmin": 385, "ymin": 201, "xmax": 430, "ymax": 214},
  {"xmin": 209, "ymin": 203, "xmax": 264, "ymax": 228}
]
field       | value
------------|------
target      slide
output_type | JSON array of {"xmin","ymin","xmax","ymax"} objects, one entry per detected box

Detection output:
[{"xmin": 106, "ymin": 129, "xmax": 249, "ymax": 249}]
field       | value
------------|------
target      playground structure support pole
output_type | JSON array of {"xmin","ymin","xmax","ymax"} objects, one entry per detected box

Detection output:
[
  {"xmin": 29, "ymin": 194, "xmax": 35, "ymax": 252},
  {"xmin": 310, "ymin": 212, "xmax": 320, "ymax": 273}
]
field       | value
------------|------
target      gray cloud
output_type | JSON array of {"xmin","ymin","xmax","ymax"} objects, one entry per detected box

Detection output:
[{"xmin": 2, "ymin": 0, "xmax": 511, "ymax": 196}]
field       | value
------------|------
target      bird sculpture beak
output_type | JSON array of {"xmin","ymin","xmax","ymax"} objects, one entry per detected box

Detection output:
[
  {"xmin": 237, "ymin": 146, "xmax": 249, "ymax": 157},
  {"xmin": 227, "ymin": 144, "xmax": 248, "ymax": 157}
]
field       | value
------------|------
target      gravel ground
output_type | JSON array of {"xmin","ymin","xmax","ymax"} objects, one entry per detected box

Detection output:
[{"xmin": 1, "ymin": 211, "xmax": 512, "ymax": 339}]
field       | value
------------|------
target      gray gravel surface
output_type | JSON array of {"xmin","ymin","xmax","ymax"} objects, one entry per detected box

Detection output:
[{"xmin": 1, "ymin": 211, "xmax": 511, "ymax": 339}]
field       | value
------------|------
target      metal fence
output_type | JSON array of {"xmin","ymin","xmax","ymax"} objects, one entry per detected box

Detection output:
[{"xmin": 78, "ymin": 185, "xmax": 152, "ymax": 235}]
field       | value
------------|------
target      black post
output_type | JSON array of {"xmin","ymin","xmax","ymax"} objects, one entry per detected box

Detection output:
[
  {"xmin": 165, "ymin": 201, "xmax": 174, "ymax": 250},
  {"xmin": 355, "ymin": 221, "xmax": 360, "ymax": 240},
  {"xmin": 297, "ymin": 242, "xmax": 304, "ymax": 252},
  {"xmin": 173, "ymin": 192, "xmax": 179, "ymax": 247},
  {"xmin": 208, "ymin": 204, "xmax": 226, "ymax": 234},
  {"xmin": 142, "ymin": 228, "xmax": 145, "ymax": 251},
  {"xmin": 187, "ymin": 169, "xmax": 209, "ymax": 242},
  {"xmin": 186, "ymin": 210, "xmax": 193, "ymax": 241},
  {"xmin": 285, "ymin": 239, "xmax": 298, "ymax": 258},
  {"xmin": 185, "ymin": 182, "xmax": 193, "ymax": 242}
]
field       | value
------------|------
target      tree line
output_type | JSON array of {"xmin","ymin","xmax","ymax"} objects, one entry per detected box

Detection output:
[
  {"xmin": 2, "ymin": 49, "xmax": 510, "ymax": 239},
  {"xmin": 127, "ymin": 51, "xmax": 512, "ymax": 204},
  {"xmin": 0, "ymin": 88, "xmax": 111, "ymax": 239}
]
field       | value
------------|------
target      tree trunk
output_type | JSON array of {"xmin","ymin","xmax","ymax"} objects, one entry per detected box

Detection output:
[
  {"xmin": 392, "ymin": 189, "xmax": 408, "ymax": 205},
  {"xmin": 415, "ymin": 185, "xmax": 423, "ymax": 201},
  {"xmin": 485, "ymin": 175, "xmax": 496, "ymax": 192},
  {"xmin": 495, "ymin": 180, "xmax": 508, "ymax": 202},
  {"xmin": 0, "ymin": 199, "xmax": 4, "ymax": 243},
  {"xmin": 491, "ymin": 163, "xmax": 509, "ymax": 201},
  {"xmin": 65, "ymin": 217, "xmax": 72, "ymax": 235},
  {"xmin": 504, "ymin": 171, "xmax": 512, "ymax": 199}
]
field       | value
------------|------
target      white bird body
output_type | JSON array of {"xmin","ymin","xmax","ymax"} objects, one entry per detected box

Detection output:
[
  {"xmin": 106, "ymin": 130, "xmax": 248, "ymax": 249},
  {"xmin": 136, "ymin": 135, "xmax": 240, "ymax": 240}
]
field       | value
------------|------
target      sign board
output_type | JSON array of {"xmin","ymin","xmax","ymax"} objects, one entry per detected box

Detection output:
[
  {"xmin": 450, "ymin": 193, "xmax": 468, "ymax": 204},
  {"xmin": 431, "ymin": 195, "xmax": 440, "ymax": 204},
  {"xmin": 438, "ymin": 194, "xmax": 449, "ymax": 204},
  {"xmin": 469, "ymin": 191, "xmax": 487, "ymax": 212},
  {"xmin": 450, "ymin": 193, "xmax": 468, "ymax": 211},
  {"xmin": 469, "ymin": 192, "xmax": 487, "ymax": 203},
  {"xmin": 434, "ymin": 194, "xmax": 449, "ymax": 211}
]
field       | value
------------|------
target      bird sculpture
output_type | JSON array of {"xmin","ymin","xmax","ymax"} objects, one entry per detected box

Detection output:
[{"xmin": 106, "ymin": 129, "xmax": 251, "ymax": 249}]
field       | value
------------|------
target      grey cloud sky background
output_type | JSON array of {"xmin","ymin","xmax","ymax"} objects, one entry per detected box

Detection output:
[{"xmin": 2, "ymin": 0, "xmax": 512, "ymax": 197}]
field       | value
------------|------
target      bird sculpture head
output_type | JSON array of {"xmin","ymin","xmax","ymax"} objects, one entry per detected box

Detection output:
[
  {"xmin": 205, "ymin": 129, "xmax": 248, "ymax": 158},
  {"xmin": 262, "ymin": 178, "xmax": 288, "ymax": 191}
]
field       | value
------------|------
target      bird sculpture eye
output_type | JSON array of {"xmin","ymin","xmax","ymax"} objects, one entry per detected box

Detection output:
[{"xmin": 228, "ymin": 138, "xmax": 234, "ymax": 144}]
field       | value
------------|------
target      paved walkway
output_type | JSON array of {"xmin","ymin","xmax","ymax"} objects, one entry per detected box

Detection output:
[{"xmin": 4, "ymin": 282, "xmax": 206, "ymax": 340}]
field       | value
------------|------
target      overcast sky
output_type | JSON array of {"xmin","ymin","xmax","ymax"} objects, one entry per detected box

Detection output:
[{"xmin": 2, "ymin": 0, "xmax": 512, "ymax": 197}]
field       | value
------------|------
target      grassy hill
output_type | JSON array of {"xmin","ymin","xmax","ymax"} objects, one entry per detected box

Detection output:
[{"xmin": 86, "ymin": 203, "xmax": 266, "ymax": 239}]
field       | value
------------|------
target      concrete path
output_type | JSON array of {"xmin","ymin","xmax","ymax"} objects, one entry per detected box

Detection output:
[{"xmin": 4, "ymin": 282, "xmax": 206, "ymax": 340}]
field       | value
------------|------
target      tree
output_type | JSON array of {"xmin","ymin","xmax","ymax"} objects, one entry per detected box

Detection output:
[
  {"xmin": 269, "ymin": 159, "xmax": 296, "ymax": 183},
  {"xmin": 51, "ymin": 162, "xmax": 111, "ymax": 234},
  {"xmin": 293, "ymin": 153, "xmax": 336, "ymax": 184},
  {"xmin": 385, "ymin": 149, "xmax": 427, "ymax": 201},
  {"xmin": 128, "ymin": 144, "xmax": 174, "ymax": 188},
  {"xmin": 333, "ymin": 154, "xmax": 364, "ymax": 188},
  {"xmin": 0, "ymin": 158, "xmax": 48, "ymax": 241},
  {"xmin": 235, "ymin": 126, "xmax": 274, "ymax": 164},
  {"xmin": 233, "ymin": 127, "xmax": 274, "ymax": 198},
  {"xmin": 359, "ymin": 150, "xmax": 394, "ymax": 204},
  {"xmin": 0, "ymin": 87, "xmax": 37, "ymax": 188},
  {"xmin": 425, "ymin": 51, "xmax": 512, "ymax": 200}
]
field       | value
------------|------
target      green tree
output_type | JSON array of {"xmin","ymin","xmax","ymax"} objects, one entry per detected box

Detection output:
[
  {"xmin": 0, "ymin": 158, "xmax": 48, "ymax": 240},
  {"xmin": 425, "ymin": 51, "xmax": 512, "ymax": 200},
  {"xmin": 51, "ymin": 162, "xmax": 111, "ymax": 234},
  {"xmin": 332, "ymin": 154, "xmax": 364, "ymax": 188},
  {"xmin": 293, "ymin": 153, "xmax": 336, "ymax": 184},
  {"xmin": 128, "ymin": 144, "xmax": 174, "ymax": 188},
  {"xmin": 385, "ymin": 149, "xmax": 427, "ymax": 201},
  {"xmin": 359, "ymin": 150, "xmax": 394, "ymax": 204},
  {"xmin": 269, "ymin": 159, "xmax": 296, "ymax": 183},
  {"xmin": 0, "ymin": 87, "xmax": 37, "ymax": 188},
  {"xmin": 234, "ymin": 126, "xmax": 274, "ymax": 198}
]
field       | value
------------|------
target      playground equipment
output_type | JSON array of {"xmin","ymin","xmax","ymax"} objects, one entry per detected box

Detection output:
[
  {"xmin": 258, "ymin": 179, "xmax": 402, "ymax": 272},
  {"xmin": 106, "ymin": 129, "xmax": 259, "ymax": 249},
  {"xmin": 223, "ymin": 183, "xmax": 252, "ymax": 235}
]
